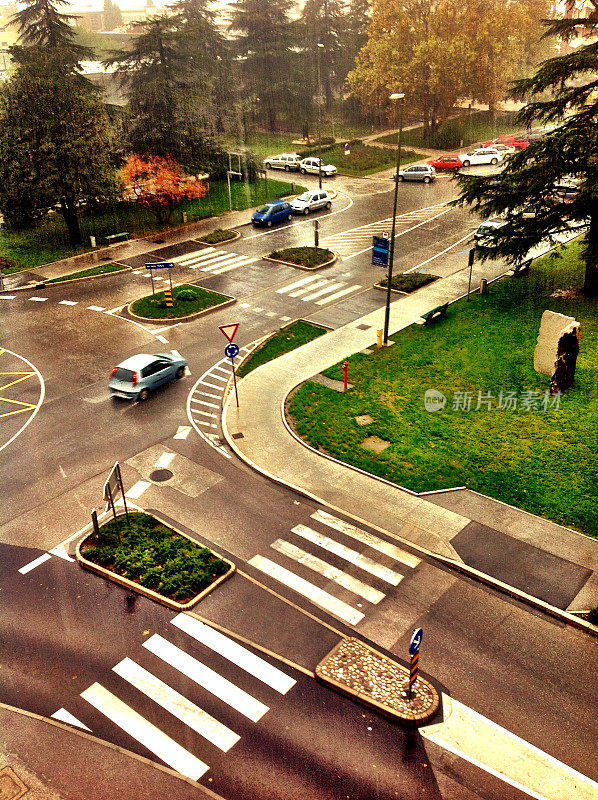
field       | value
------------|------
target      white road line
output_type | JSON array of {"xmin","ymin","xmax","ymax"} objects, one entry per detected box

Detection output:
[
  {"xmin": 87, "ymin": 305, "xmax": 105, "ymax": 311},
  {"xmin": 194, "ymin": 419, "xmax": 214, "ymax": 427},
  {"xmin": 200, "ymin": 381, "xmax": 225, "ymax": 391},
  {"xmin": 206, "ymin": 373, "xmax": 228, "ymax": 383},
  {"xmin": 301, "ymin": 282, "xmax": 344, "ymax": 301},
  {"xmin": 170, "ymin": 247, "xmax": 215, "ymax": 264},
  {"xmin": 240, "ymin": 302, "xmax": 251, "ymax": 308},
  {"xmin": 192, "ymin": 399, "xmax": 219, "ymax": 409},
  {"xmin": 291, "ymin": 524, "xmax": 403, "ymax": 585},
  {"xmin": 81, "ymin": 682, "xmax": 209, "ymax": 781},
  {"xmin": 248, "ymin": 555, "xmax": 364, "ymax": 625},
  {"xmin": 0, "ymin": 295, "xmax": 16, "ymax": 299},
  {"xmin": 154, "ymin": 451, "xmax": 175, "ymax": 469},
  {"xmin": 19, "ymin": 553, "xmax": 52, "ymax": 574},
  {"xmin": 315, "ymin": 284, "xmax": 362, "ymax": 305},
  {"xmin": 126, "ymin": 480, "xmax": 151, "ymax": 499},
  {"xmin": 212, "ymin": 365, "xmax": 231, "ymax": 375},
  {"xmin": 289, "ymin": 279, "xmax": 330, "ymax": 298},
  {"xmin": 144, "ymin": 635, "xmax": 269, "ymax": 722},
  {"xmin": 280, "ymin": 316, "xmax": 292, "ymax": 321},
  {"xmin": 201, "ymin": 255, "xmax": 256, "ymax": 272},
  {"xmin": 210, "ymin": 257, "xmax": 258, "ymax": 274},
  {"xmin": 275, "ymin": 276, "xmax": 317, "ymax": 294},
  {"xmin": 105, "ymin": 305, "xmax": 124, "ymax": 314},
  {"xmin": 155, "ymin": 335, "xmax": 169, "ymax": 344},
  {"xmin": 59, "ymin": 300, "xmax": 78, "ymax": 305},
  {"xmin": 173, "ymin": 425, "xmax": 192, "ymax": 439},
  {"xmin": 29, "ymin": 296, "xmax": 48, "ymax": 302},
  {"xmin": 312, "ymin": 510, "xmax": 421, "ymax": 568},
  {"xmin": 196, "ymin": 391, "xmax": 221, "ymax": 400},
  {"xmin": 51, "ymin": 708, "xmax": 91, "ymax": 731},
  {"xmin": 195, "ymin": 410, "xmax": 217, "ymax": 418},
  {"xmin": 271, "ymin": 539, "xmax": 385, "ymax": 604},
  {"xmin": 113, "ymin": 657, "xmax": 240, "ymax": 752},
  {"xmin": 171, "ymin": 614, "xmax": 297, "ymax": 695},
  {"xmin": 420, "ymin": 695, "xmax": 598, "ymax": 800}
]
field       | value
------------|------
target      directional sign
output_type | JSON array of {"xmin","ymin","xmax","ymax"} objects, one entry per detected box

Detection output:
[
  {"xmin": 372, "ymin": 236, "xmax": 389, "ymax": 267},
  {"xmin": 145, "ymin": 262, "xmax": 175, "ymax": 270},
  {"xmin": 409, "ymin": 628, "xmax": 423, "ymax": 656},
  {"xmin": 225, "ymin": 343, "xmax": 240, "ymax": 359},
  {"xmin": 103, "ymin": 461, "xmax": 121, "ymax": 503},
  {"xmin": 219, "ymin": 323, "xmax": 239, "ymax": 343}
]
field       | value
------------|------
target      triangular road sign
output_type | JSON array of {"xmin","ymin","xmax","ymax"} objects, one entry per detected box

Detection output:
[{"xmin": 219, "ymin": 323, "xmax": 239, "ymax": 343}]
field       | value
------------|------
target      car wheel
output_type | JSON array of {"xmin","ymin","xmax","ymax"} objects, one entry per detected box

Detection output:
[
  {"xmin": 462, "ymin": 160, "xmax": 470, "ymax": 167},
  {"xmin": 265, "ymin": 162, "xmax": 271, "ymax": 169},
  {"xmin": 300, "ymin": 168, "xmax": 306, "ymax": 175},
  {"xmin": 491, "ymin": 158, "xmax": 498, "ymax": 165},
  {"xmin": 398, "ymin": 175, "xmax": 404, "ymax": 181},
  {"xmin": 325, "ymin": 201, "xmax": 331, "ymax": 209},
  {"xmin": 304, "ymin": 208, "xmax": 310, "ymax": 215},
  {"xmin": 285, "ymin": 165, "xmax": 290, "ymax": 172},
  {"xmin": 175, "ymin": 366, "xmax": 185, "ymax": 379},
  {"xmin": 267, "ymin": 220, "xmax": 272, "ymax": 227},
  {"xmin": 138, "ymin": 388, "xmax": 150, "ymax": 401},
  {"xmin": 423, "ymin": 176, "xmax": 431, "ymax": 184}
]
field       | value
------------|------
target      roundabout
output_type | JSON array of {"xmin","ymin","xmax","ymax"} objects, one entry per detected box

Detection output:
[{"xmin": 0, "ymin": 346, "xmax": 44, "ymax": 453}]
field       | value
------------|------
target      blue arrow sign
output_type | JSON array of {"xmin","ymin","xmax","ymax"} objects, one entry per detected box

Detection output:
[
  {"xmin": 225, "ymin": 343, "xmax": 240, "ymax": 359},
  {"xmin": 409, "ymin": 628, "xmax": 423, "ymax": 656},
  {"xmin": 145, "ymin": 262, "xmax": 175, "ymax": 270}
]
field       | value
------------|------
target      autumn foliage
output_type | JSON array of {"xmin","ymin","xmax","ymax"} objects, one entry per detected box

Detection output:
[{"xmin": 121, "ymin": 154, "xmax": 207, "ymax": 224}]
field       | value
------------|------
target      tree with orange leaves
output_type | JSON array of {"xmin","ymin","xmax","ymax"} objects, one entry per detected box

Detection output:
[{"xmin": 121, "ymin": 154, "xmax": 207, "ymax": 225}]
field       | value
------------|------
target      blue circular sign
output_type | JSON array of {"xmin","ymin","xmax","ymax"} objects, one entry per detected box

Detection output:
[
  {"xmin": 409, "ymin": 628, "xmax": 423, "ymax": 656},
  {"xmin": 225, "ymin": 343, "xmax": 240, "ymax": 358}
]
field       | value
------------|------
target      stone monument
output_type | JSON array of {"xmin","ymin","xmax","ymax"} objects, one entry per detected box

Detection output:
[{"xmin": 533, "ymin": 310, "xmax": 580, "ymax": 393}]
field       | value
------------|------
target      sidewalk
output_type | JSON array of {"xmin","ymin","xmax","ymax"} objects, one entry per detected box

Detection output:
[{"xmin": 222, "ymin": 239, "xmax": 598, "ymax": 619}]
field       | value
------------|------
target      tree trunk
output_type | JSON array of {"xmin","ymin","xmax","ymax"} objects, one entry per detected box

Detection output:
[
  {"xmin": 60, "ymin": 197, "xmax": 83, "ymax": 245},
  {"xmin": 583, "ymin": 213, "xmax": 598, "ymax": 296}
]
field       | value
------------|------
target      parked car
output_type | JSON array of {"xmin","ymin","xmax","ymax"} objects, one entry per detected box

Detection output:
[
  {"xmin": 426, "ymin": 154, "xmax": 463, "ymax": 171},
  {"xmin": 299, "ymin": 157, "xmax": 337, "ymax": 176},
  {"xmin": 264, "ymin": 153, "xmax": 302, "ymax": 171},
  {"xmin": 481, "ymin": 143, "xmax": 515, "ymax": 155},
  {"xmin": 290, "ymin": 190, "xmax": 333, "ymax": 215},
  {"xmin": 251, "ymin": 200, "xmax": 292, "ymax": 227},
  {"xmin": 394, "ymin": 164, "xmax": 436, "ymax": 183},
  {"xmin": 495, "ymin": 135, "xmax": 529, "ymax": 150},
  {"xmin": 473, "ymin": 219, "xmax": 508, "ymax": 247},
  {"xmin": 109, "ymin": 352, "xmax": 187, "ymax": 401},
  {"xmin": 460, "ymin": 148, "xmax": 504, "ymax": 167},
  {"xmin": 549, "ymin": 179, "xmax": 581, "ymax": 204}
]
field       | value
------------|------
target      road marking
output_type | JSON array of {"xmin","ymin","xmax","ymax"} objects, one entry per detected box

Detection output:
[
  {"xmin": 276, "ymin": 276, "xmax": 317, "ymax": 294},
  {"xmin": 212, "ymin": 365, "xmax": 231, "ymax": 375},
  {"xmin": 0, "ymin": 295, "xmax": 16, "ymax": 299},
  {"xmin": 19, "ymin": 553, "xmax": 52, "ymax": 574},
  {"xmin": 125, "ymin": 480, "xmax": 151, "ymax": 499},
  {"xmin": 280, "ymin": 316, "xmax": 292, "ymax": 321},
  {"xmin": 51, "ymin": 708, "xmax": 91, "ymax": 731},
  {"xmin": 312, "ymin": 510, "xmax": 421, "ymax": 568},
  {"xmin": 144, "ymin": 635, "xmax": 269, "ymax": 722},
  {"xmin": 155, "ymin": 335, "xmax": 169, "ymax": 344},
  {"xmin": 194, "ymin": 419, "xmax": 216, "ymax": 427},
  {"xmin": 292, "ymin": 524, "xmax": 403, "ymax": 585},
  {"xmin": 170, "ymin": 247, "xmax": 215, "ymax": 264},
  {"xmin": 171, "ymin": 614, "xmax": 297, "ymax": 695},
  {"xmin": 81, "ymin": 682, "xmax": 209, "ymax": 780},
  {"xmin": 48, "ymin": 543, "xmax": 75, "ymax": 562},
  {"xmin": 29, "ymin": 296, "xmax": 48, "ymax": 302},
  {"xmin": 240, "ymin": 302, "xmax": 251, "ymax": 308},
  {"xmin": 420, "ymin": 695, "xmax": 598, "ymax": 800},
  {"xmin": 87, "ymin": 305, "xmax": 105, "ymax": 311},
  {"xmin": 301, "ymin": 282, "xmax": 345, "ymax": 301},
  {"xmin": 271, "ymin": 539, "xmax": 385, "ymax": 604},
  {"xmin": 289, "ymin": 279, "xmax": 329, "ymax": 297},
  {"xmin": 105, "ymin": 305, "xmax": 125, "ymax": 314},
  {"xmin": 59, "ymin": 300, "xmax": 78, "ymax": 305},
  {"xmin": 248, "ymin": 555, "xmax": 364, "ymax": 625},
  {"xmin": 195, "ymin": 410, "xmax": 217, "ymax": 418},
  {"xmin": 154, "ymin": 451, "xmax": 175, "ymax": 469},
  {"xmin": 173, "ymin": 425, "xmax": 191, "ymax": 440},
  {"xmin": 206, "ymin": 373, "xmax": 228, "ymax": 383},
  {"xmin": 192, "ymin": 400, "xmax": 219, "ymax": 410},
  {"xmin": 196, "ymin": 391, "xmax": 221, "ymax": 400},
  {"xmin": 315, "ymin": 284, "xmax": 362, "ymax": 305},
  {"xmin": 200, "ymin": 381, "xmax": 225, "ymax": 391},
  {"xmin": 113, "ymin": 657, "xmax": 240, "ymax": 752}
]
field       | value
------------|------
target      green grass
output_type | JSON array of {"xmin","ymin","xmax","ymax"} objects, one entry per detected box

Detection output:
[
  {"xmin": 46, "ymin": 262, "xmax": 126, "ymax": 283},
  {"xmin": 0, "ymin": 178, "xmax": 302, "ymax": 272},
  {"xmin": 268, "ymin": 246, "xmax": 334, "ymax": 268},
  {"xmin": 301, "ymin": 141, "xmax": 419, "ymax": 176},
  {"xmin": 82, "ymin": 512, "xmax": 229, "ymax": 603},
  {"xmin": 130, "ymin": 284, "xmax": 229, "ymax": 319},
  {"xmin": 198, "ymin": 228, "xmax": 238, "ymax": 244},
  {"xmin": 375, "ymin": 110, "xmax": 520, "ymax": 150},
  {"xmin": 238, "ymin": 320, "xmax": 328, "ymax": 378},
  {"xmin": 379, "ymin": 273, "xmax": 439, "ymax": 292},
  {"xmin": 288, "ymin": 240, "xmax": 598, "ymax": 537}
]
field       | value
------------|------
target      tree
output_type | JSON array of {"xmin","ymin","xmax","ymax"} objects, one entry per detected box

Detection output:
[
  {"xmin": 10, "ymin": 0, "xmax": 91, "ymax": 55},
  {"xmin": 300, "ymin": 0, "xmax": 347, "ymax": 111},
  {"xmin": 454, "ymin": 2, "xmax": 598, "ymax": 296},
  {"xmin": 120, "ymin": 154, "xmax": 206, "ymax": 224},
  {"xmin": 103, "ymin": 0, "xmax": 123, "ymax": 30}
]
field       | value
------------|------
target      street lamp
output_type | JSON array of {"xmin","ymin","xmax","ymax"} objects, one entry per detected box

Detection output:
[
  {"xmin": 383, "ymin": 92, "xmax": 405, "ymax": 345},
  {"xmin": 316, "ymin": 42, "xmax": 325, "ymax": 190}
]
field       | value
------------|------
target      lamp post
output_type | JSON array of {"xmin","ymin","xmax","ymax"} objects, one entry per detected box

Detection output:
[
  {"xmin": 383, "ymin": 92, "xmax": 405, "ymax": 346},
  {"xmin": 316, "ymin": 42, "xmax": 324, "ymax": 190}
]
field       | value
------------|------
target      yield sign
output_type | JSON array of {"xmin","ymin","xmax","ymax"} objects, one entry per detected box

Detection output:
[{"xmin": 219, "ymin": 323, "xmax": 239, "ymax": 343}]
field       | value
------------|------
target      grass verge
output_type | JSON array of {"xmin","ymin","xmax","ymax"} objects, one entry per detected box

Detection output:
[
  {"xmin": 378, "ymin": 273, "xmax": 439, "ymax": 292},
  {"xmin": 301, "ymin": 140, "xmax": 419, "ymax": 175},
  {"xmin": 268, "ymin": 246, "xmax": 334, "ymax": 268},
  {"xmin": 130, "ymin": 284, "xmax": 230, "ymax": 319},
  {"xmin": 287, "ymin": 239, "xmax": 598, "ymax": 537},
  {"xmin": 81, "ymin": 512, "xmax": 229, "ymax": 603},
  {"xmin": 198, "ymin": 228, "xmax": 238, "ymax": 244},
  {"xmin": 375, "ymin": 110, "xmax": 519, "ymax": 150},
  {"xmin": 46, "ymin": 262, "xmax": 126, "ymax": 283},
  {"xmin": 238, "ymin": 320, "xmax": 327, "ymax": 378}
]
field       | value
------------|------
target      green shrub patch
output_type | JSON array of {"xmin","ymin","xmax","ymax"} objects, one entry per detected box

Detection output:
[
  {"xmin": 239, "ymin": 320, "xmax": 327, "ymax": 377},
  {"xmin": 198, "ymin": 228, "xmax": 238, "ymax": 245},
  {"xmin": 47, "ymin": 262, "xmax": 126, "ymax": 283},
  {"xmin": 81, "ymin": 512, "xmax": 230, "ymax": 603},
  {"xmin": 378, "ymin": 272, "xmax": 438, "ymax": 292},
  {"xmin": 130, "ymin": 283, "xmax": 229, "ymax": 319},
  {"xmin": 269, "ymin": 246, "xmax": 333, "ymax": 268}
]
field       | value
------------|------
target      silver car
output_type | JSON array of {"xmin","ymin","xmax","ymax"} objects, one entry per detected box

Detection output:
[
  {"xmin": 395, "ymin": 164, "xmax": 436, "ymax": 183},
  {"xmin": 109, "ymin": 352, "xmax": 187, "ymax": 401},
  {"xmin": 290, "ymin": 190, "xmax": 333, "ymax": 215},
  {"xmin": 264, "ymin": 153, "xmax": 302, "ymax": 171},
  {"xmin": 299, "ymin": 157, "xmax": 337, "ymax": 176}
]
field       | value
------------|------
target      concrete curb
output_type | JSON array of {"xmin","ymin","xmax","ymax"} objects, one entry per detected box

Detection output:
[
  {"xmin": 36, "ymin": 265, "xmax": 133, "ymax": 288},
  {"xmin": 126, "ymin": 292, "xmax": 236, "ymax": 323}
]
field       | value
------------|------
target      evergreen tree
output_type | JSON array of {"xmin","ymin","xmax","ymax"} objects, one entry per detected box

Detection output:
[
  {"xmin": 455, "ymin": 2, "xmax": 598, "ymax": 295},
  {"xmin": 11, "ymin": 0, "xmax": 91, "ymax": 55},
  {"xmin": 300, "ymin": 0, "xmax": 347, "ymax": 111},
  {"xmin": 103, "ymin": 0, "xmax": 123, "ymax": 30}
]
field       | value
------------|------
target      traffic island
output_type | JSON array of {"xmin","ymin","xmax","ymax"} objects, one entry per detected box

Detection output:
[
  {"xmin": 196, "ymin": 228, "xmax": 240, "ymax": 245},
  {"xmin": 316, "ymin": 637, "xmax": 440, "ymax": 726},
  {"xmin": 127, "ymin": 284, "xmax": 234, "ymax": 322},
  {"xmin": 76, "ymin": 512, "xmax": 235, "ymax": 611},
  {"xmin": 264, "ymin": 246, "xmax": 336, "ymax": 271}
]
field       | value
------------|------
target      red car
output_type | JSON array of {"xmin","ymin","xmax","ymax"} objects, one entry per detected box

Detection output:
[
  {"xmin": 426, "ymin": 154, "xmax": 463, "ymax": 171},
  {"xmin": 483, "ymin": 135, "xmax": 529, "ymax": 150}
]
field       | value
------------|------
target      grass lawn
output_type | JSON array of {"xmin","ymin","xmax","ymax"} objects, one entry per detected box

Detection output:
[
  {"xmin": 238, "ymin": 320, "xmax": 327, "ymax": 378},
  {"xmin": 288, "ymin": 240, "xmax": 598, "ymax": 537},
  {"xmin": 304, "ymin": 141, "xmax": 419, "ymax": 176},
  {"xmin": 130, "ymin": 284, "xmax": 229, "ymax": 319},
  {"xmin": 81, "ymin": 512, "xmax": 229, "ymax": 603},
  {"xmin": 46, "ymin": 262, "xmax": 126, "ymax": 283},
  {"xmin": 375, "ymin": 110, "xmax": 519, "ymax": 150},
  {"xmin": 269, "ymin": 246, "xmax": 334, "ymax": 268},
  {"xmin": 0, "ymin": 177, "xmax": 301, "ymax": 272}
]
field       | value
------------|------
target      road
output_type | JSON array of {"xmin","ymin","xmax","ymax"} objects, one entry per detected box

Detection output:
[{"xmin": 1, "ymin": 170, "xmax": 596, "ymax": 800}]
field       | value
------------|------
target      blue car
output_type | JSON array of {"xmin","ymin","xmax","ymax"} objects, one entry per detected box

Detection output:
[
  {"xmin": 109, "ymin": 352, "xmax": 187, "ymax": 401},
  {"xmin": 251, "ymin": 201, "xmax": 292, "ymax": 227}
]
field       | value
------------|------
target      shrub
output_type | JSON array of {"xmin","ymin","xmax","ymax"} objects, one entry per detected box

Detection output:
[
  {"xmin": 176, "ymin": 287, "xmax": 199, "ymax": 301},
  {"xmin": 588, "ymin": 606, "xmax": 598, "ymax": 625},
  {"xmin": 379, "ymin": 273, "xmax": 438, "ymax": 292}
]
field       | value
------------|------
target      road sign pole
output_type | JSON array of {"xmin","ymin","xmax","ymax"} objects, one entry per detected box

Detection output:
[
  {"xmin": 404, "ymin": 627, "xmax": 423, "ymax": 703},
  {"xmin": 150, "ymin": 270, "xmax": 155, "ymax": 296},
  {"xmin": 407, "ymin": 651, "xmax": 419, "ymax": 700},
  {"xmin": 116, "ymin": 462, "xmax": 129, "ymax": 525},
  {"xmin": 343, "ymin": 360, "xmax": 348, "ymax": 391},
  {"xmin": 106, "ymin": 482, "xmax": 121, "ymax": 542},
  {"xmin": 467, "ymin": 247, "xmax": 476, "ymax": 301},
  {"xmin": 230, "ymin": 356, "xmax": 239, "ymax": 407},
  {"xmin": 91, "ymin": 508, "xmax": 100, "ymax": 542}
]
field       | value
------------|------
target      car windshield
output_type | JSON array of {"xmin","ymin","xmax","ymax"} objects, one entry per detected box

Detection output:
[
  {"xmin": 256, "ymin": 205, "xmax": 270, "ymax": 214},
  {"xmin": 297, "ymin": 192, "xmax": 312, "ymax": 201},
  {"xmin": 112, "ymin": 367, "xmax": 135, "ymax": 382}
]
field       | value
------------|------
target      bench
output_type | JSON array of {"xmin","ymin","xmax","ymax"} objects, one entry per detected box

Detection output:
[
  {"xmin": 421, "ymin": 303, "xmax": 448, "ymax": 325},
  {"xmin": 104, "ymin": 232, "xmax": 130, "ymax": 245},
  {"xmin": 512, "ymin": 259, "xmax": 531, "ymax": 276}
]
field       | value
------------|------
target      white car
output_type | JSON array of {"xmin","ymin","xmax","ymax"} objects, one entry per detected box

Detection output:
[
  {"xmin": 290, "ymin": 190, "xmax": 332, "ymax": 215},
  {"xmin": 483, "ymin": 143, "xmax": 515, "ymax": 155},
  {"xmin": 299, "ymin": 157, "xmax": 337, "ymax": 176},
  {"xmin": 473, "ymin": 219, "xmax": 507, "ymax": 247},
  {"xmin": 264, "ymin": 153, "xmax": 302, "ymax": 171},
  {"xmin": 460, "ymin": 148, "xmax": 504, "ymax": 167}
]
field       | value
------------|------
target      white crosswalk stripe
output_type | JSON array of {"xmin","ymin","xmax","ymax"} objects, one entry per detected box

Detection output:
[
  {"xmin": 144, "ymin": 634, "xmax": 269, "ymax": 722},
  {"xmin": 275, "ymin": 275, "xmax": 362, "ymax": 304},
  {"xmin": 81, "ymin": 682, "xmax": 210, "ymax": 781},
  {"xmin": 169, "ymin": 247, "xmax": 258, "ymax": 274}
]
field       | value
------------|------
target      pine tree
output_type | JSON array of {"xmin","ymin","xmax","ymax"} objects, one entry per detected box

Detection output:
[{"xmin": 11, "ymin": 0, "xmax": 91, "ymax": 55}]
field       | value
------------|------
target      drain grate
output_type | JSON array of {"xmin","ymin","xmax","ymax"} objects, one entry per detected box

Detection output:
[
  {"xmin": 231, "ymin": 432, "xmax": 244, "ymax": 440},
  {"xmin": 356, "ymin": 323, "xmax": 371, "ymax": 330},
  {"xmin": 149, "ymin": 468, "xmax": 173, "ymax": 482}
]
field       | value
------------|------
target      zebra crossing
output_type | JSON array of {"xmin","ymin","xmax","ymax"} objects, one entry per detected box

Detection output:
[
  {"xmin": 321, "ymin": 203, "xmax": 451, "ymax": 258},
  {"xmin": 248, "ymin": 510, "xmax": 421, "ymax": 626},
  {"xmin": 168, "ymin": 246, "xmax": 259, "ymax": 275},
  {"xmin": 54, "ymin": 613, "xmax": 297, "ymax": 782},
  {"xmin": 275, "ymin": 274, "xmax": 363, "ymax": 305}
]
